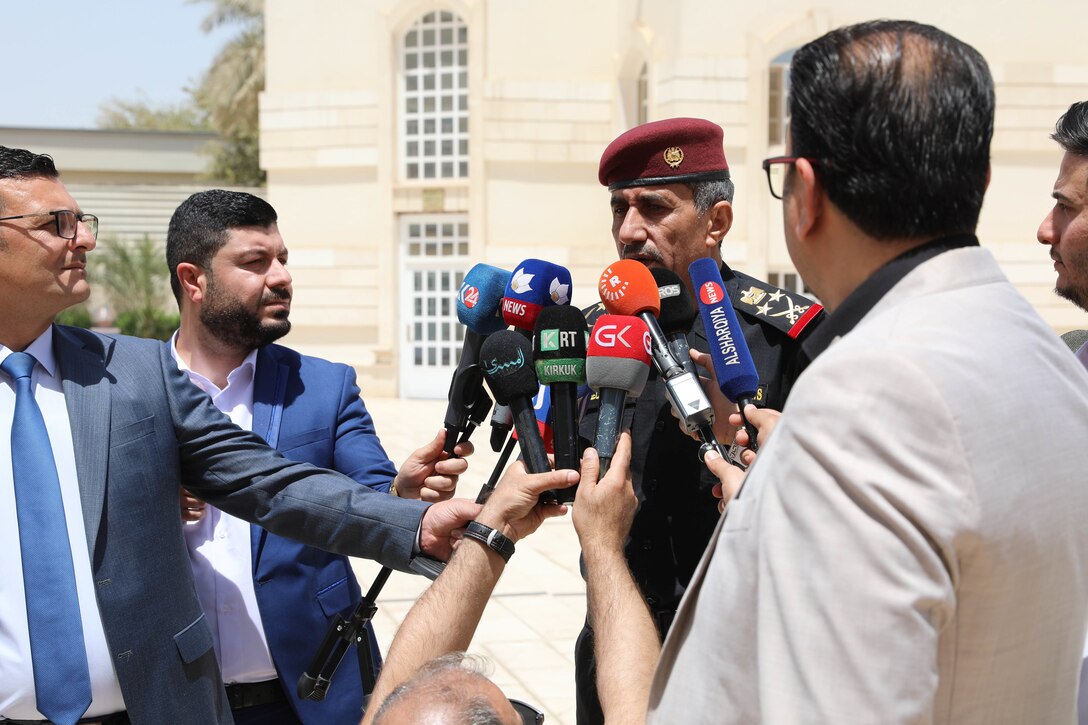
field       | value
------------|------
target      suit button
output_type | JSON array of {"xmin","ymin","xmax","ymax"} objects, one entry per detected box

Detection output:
[{"xmin": 640, "ymin": 540, "xmax": 652, "ymax": 551}]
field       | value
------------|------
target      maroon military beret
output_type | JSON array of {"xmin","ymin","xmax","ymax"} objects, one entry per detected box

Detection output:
[{"xmin": 599, "ymin": 117, "xmax": 730, "ymax": 190}]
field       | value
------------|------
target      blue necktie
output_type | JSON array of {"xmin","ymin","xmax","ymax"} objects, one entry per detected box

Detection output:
[{"xmin": 3, "ymin": 352, "xmax": 92, "ymax": 725}]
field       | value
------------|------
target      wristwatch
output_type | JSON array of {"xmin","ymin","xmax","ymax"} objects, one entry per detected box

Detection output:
[{"xmin": 464, "ymin": 521, "xmax": 515, "ymax": 562}]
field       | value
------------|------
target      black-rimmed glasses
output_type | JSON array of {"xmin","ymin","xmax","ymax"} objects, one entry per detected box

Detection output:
[
  {"xmin": 0, "ymin": 209, "xmax": 99, "ymax": 240},
  {"xmin": 510, "ymin": 698, "xmax": 545, "ymax": 724},
  {"xmin": 762, "ymin": 156, "xmax": 822, "ymax": 200}
]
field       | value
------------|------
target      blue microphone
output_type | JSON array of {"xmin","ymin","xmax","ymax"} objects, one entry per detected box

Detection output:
[
  {"xmin": 688, "ymin": 257, "xmax": 761, "ymax": 451},
  {"xmin": 444, "ymin": 264, "xmax": 513, "ymax": 454},
  {"xmin": 501, "ymin": 258, "xmax": 574, "ymax": 332}
]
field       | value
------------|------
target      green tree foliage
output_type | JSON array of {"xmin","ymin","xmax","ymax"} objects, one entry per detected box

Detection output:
[
  {"xmin": 91, "ymin": 236, "xmax": 178, "ymax": 341},
  {"xmin": 96, "ymin": 0, "xmax": 265, "ymax": 185},
  {"xmin": 96, "ymin": 92, "xmax": 209, "ymax": 132},
  {"xmin": 191, "ymin": 0, "xmax": 265, "ymax": 185}
]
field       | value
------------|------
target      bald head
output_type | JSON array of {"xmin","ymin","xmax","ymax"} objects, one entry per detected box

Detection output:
[{"xmin": 372, "ymin": 653, "xmax": 522, "ymax": 725}]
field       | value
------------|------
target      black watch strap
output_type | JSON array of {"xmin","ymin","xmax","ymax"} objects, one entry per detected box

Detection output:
[{"xmin": 464, "ymin": 521, "xmax": 515, "ymax": 562}]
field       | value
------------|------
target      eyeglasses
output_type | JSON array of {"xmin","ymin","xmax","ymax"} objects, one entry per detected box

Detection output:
[
  {"xmin": 761, "ymin": 156, "xmax": 821, "ymax": 200},
  {"xmin": 0, "ymin": 209, "xmax": 99, "ymax": 240},
  {"xmin": 510, "ymin": 698, "xmax": 545, "ymax": 724}
]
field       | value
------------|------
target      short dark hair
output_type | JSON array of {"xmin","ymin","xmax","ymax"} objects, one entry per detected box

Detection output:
[
  {"xmin": 788, "ymin": 20, "xmax": 994, "ymax": 241},
  {"xmin": 0, "ymin": 147, "xmax": 60, "ymax": 214},
  {"xmin": 166, "ymin": 189, "xmax": 277, "ymax": 301},
  {"xmin": 1052, "ymin": 101, "xmax": 1088, "ymax": 157}
]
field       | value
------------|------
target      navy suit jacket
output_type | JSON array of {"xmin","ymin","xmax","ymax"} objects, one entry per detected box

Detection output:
[
  {"xmin": 247, "ymin": 344, "xmax": 397, "ymax": 724},
  {"xmin": 51, "ymin": 326, "xmax": 428, "ymax": 724}
]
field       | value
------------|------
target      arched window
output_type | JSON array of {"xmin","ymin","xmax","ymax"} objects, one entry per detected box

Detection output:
[
  {"xmin": 402, "ymin": 11, "xmax": 469, "ymax": 180},
  {"xmin": 768, "ymin": 48, "xmax": 795, "ymax": 146}
]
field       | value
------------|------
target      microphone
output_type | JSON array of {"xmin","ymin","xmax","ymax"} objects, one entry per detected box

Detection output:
[
  {"xmin": 651, "ymin": 267, "xmax": 698, "ymax": 377},
  {"xmin": 534, "ymin": 305, "xmax": 588, "ymax": 504},
  {"xmin": 688, "ymin": 257, "xmax": 761, "ymax": 451},
  {"xmin": 502, "ymin": 259, "xmax": 573, "ymax": 332},
  {"xmin": 443, "ymin": 264, "xmax": 511, "ymax": 455},
  {"xmin": 586, "ymin": 314, "xmax": 652, "ymax": 475},
  {"xmin": 480, "ymin": 330, "xmax": 552, "ymax": 478},
  {"xmin": 598, "ymin": 260, "xmax": 723, "ymax": 459}
]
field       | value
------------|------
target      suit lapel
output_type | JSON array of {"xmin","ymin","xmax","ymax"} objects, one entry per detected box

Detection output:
[
  {"xmin": 250, "ymin": 346, "xmax": 289, "ymax": 571},
  {"xmin": 54, "ymin": 327, "xmax": 112, "ymax": 559}
]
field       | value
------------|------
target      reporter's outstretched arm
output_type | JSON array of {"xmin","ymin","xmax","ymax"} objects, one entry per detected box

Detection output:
[
  {"xmin": 574, "ymin": 432, "xmax": 658, "ymax": 725},
  {"xmin": 362, "ymin": 464, "xmax": 578, "ymax": 723}
]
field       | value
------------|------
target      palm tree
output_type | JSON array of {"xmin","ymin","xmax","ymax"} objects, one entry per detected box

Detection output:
[
  {"xmin": 91, "ymin": 236, "xmax": 178, "ymax": 340},
  {"xmin": 191, "ymin": 0, "xmax": 265, "ymax": 184}
]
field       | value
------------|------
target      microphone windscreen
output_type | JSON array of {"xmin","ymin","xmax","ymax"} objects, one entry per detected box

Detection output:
[
  {"xmin": 502, "ymin": 259, "xmax": 573, "ymax": 331},
  {"xmin": 533, "ymin": 305, "xmax": 588, "ymax": 384},
  {"xmin": 688, "ymin": 258, "xmax": 760, "ymax": 402},
  {"xmin": 598, "ymin": 259, "xmax": 661, "ymax": 317},
  {"xmin": 586, "ymin": 315, "xmax": 652, "ymax": 396},
  {"xmin": 651, "ymin": 267, "xmax": 696, "ymax": 335},
  {"xmin": 480, "ymin": 330, "xmax": 540, "ymax": 405},
  {"xmin": 458, "ymin": 264, "xmax": 512, "ymax": 335}
]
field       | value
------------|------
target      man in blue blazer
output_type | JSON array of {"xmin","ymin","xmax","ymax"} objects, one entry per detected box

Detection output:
[
  {"xmin": 167, "ymin": 190, "xmax": 467, "ymax": 724},
  {"xmin": 0, "ymin": 148, "xmax": 480, "ymax": 725}
]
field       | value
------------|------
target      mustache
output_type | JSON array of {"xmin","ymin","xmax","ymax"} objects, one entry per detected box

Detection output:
[
  {"xmin": 262, "ymin": 287, "xmax": 291, "ymax": 304},
  {"xmin": 621, "ymin": 246, "xmax": 665, "ymax": 264}
]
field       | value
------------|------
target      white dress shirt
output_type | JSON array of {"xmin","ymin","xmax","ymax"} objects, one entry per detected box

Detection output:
[
  {"xmin": 0, "ymin": 328, "xmax": 126, "ymax": 719},
  {"xmin": 170, "ymin": 336, "xmax": 278, "ymax": 685}
]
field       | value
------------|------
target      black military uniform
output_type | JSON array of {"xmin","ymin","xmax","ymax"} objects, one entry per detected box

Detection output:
[
  {"xmin": 574, "ymin": 263, "xmax": 823, "ymax": 725},
  {"xmin": 576, "ymin": 116, "xmax": 826, "ymax": 724}
]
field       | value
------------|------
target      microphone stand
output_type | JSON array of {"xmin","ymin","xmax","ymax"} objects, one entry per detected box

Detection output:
[
  {"xmin": 298, "ymin": 567, "xmax": 391, "ymax": 703},
  {"xmin": 298, "ymin": 423, "xmax": 519, "ymax": 702}
]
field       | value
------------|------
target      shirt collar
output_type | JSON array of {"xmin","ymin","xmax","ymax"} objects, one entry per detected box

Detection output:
[
  {"xmin": 169, "ymin": 330, "xmax": 258, "ymax": 395},
  {"xmin": 0, "ymin": 326, "xmax": 58, "ymax": 379},
  {"xmin": 802, "ymin": 234, "xmax": 980, "ymax": 362}
]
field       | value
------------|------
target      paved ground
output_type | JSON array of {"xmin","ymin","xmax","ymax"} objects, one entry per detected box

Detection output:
[{"xmin": 352, "ymin": 397, "xmax": 587, "ymax": 724}]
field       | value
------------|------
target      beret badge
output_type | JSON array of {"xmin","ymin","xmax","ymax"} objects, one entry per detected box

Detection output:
[{"xmin": 663, "ymin": 146, "xmax": 684, "ymax": 168}]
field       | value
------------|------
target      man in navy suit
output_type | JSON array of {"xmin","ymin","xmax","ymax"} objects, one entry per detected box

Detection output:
[
  {"xmin": 166, "ymin": 189, "xmax": 468, "ymax": 725},
  {"xmin": 0, "ymin": 146, "xmax": 481, "ymax": 725}
]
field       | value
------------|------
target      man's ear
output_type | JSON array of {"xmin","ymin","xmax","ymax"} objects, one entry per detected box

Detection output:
[
  {"xmin": 705, "ymin": 199, "xmax": 733, "ymax": 250},
  {"xmin": 790, "ymin": 158, "xmax": 822, "ymax": 241},
  {"xmin": 175, "ymin": 262, "xmax": 207, "ymax": 304}
]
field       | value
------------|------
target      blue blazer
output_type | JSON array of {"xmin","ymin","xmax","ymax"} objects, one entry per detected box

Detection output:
[
  {"xmin": 248, "ymin": 344, "xmax": 398, "ymax": 724},
  {"xmin": 49, "ymin": 326, "xmax": 428, "ymax": 724}
]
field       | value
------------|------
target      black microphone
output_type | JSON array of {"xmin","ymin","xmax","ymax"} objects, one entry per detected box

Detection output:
[
  {"xmin": 444, "ymin": 264, "xmax": 511, "ymax": 454},
  {"xmin": 480, "ymin": 331, "xmax": 551, "ymax": 476},
  {"xmin": 585, "ymin": 314, "xmax": 652, "ymax": 475},
  {"xmin": 651, "ymin": 267, "xmax": 699, "ymax": 377},
  {"xmin": 533, "ymin": 305, "xmax": 588, "ymax": 503}
]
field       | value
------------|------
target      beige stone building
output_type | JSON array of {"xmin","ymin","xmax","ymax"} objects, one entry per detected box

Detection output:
[{"xmin": 261, "ymin": 0, "xmax": 1088, "ymax": 397}]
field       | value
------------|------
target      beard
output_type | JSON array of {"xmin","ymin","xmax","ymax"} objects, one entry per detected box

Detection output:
[
  {"xmin": 1056, "ymin": 283, "xmax": 1088, "ymax": 313},
  {"xmin": 200, "ymin": 281, "xmax": 291, "ymax": 350}
]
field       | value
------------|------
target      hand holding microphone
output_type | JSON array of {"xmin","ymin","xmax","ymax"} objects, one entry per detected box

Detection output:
[
  {"xmin": 688, "ymin": 258, "xmax": 762, "ymax": 454},
  {"xmin": 597, "ymin": 260, "xmax": 723, "ymax": 460},
  {"xmin": 533, "ymin": 305, "xmax": 588, "ymax": 503}
]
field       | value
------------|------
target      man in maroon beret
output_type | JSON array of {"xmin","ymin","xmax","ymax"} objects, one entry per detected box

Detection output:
[{"xmin": 575, "ymin": 117, "xmax": 825, "ymax": 725}]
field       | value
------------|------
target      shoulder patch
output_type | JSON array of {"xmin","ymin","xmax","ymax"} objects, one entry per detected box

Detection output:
[
  {"xmin": 582, "ymin": 301, "xmax": 608, "ymax": 326},
  {"xmin": 729, "ymin": 273, "xmax": 823, "ymax": 339}
]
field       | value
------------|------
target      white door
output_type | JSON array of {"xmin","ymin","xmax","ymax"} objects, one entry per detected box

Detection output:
[{"xmin": 399, "ymin": 214, "xmax": 469, "ymax": 398}]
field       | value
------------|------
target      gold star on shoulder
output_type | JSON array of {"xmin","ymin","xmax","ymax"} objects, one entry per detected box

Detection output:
[
  {"xmin": 756, "ymin": 302, "xmax": 772, "ymax": 316},
  {"xmin": 768, "ymin": 290, "xmax": 785, "ymax": 302}
]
